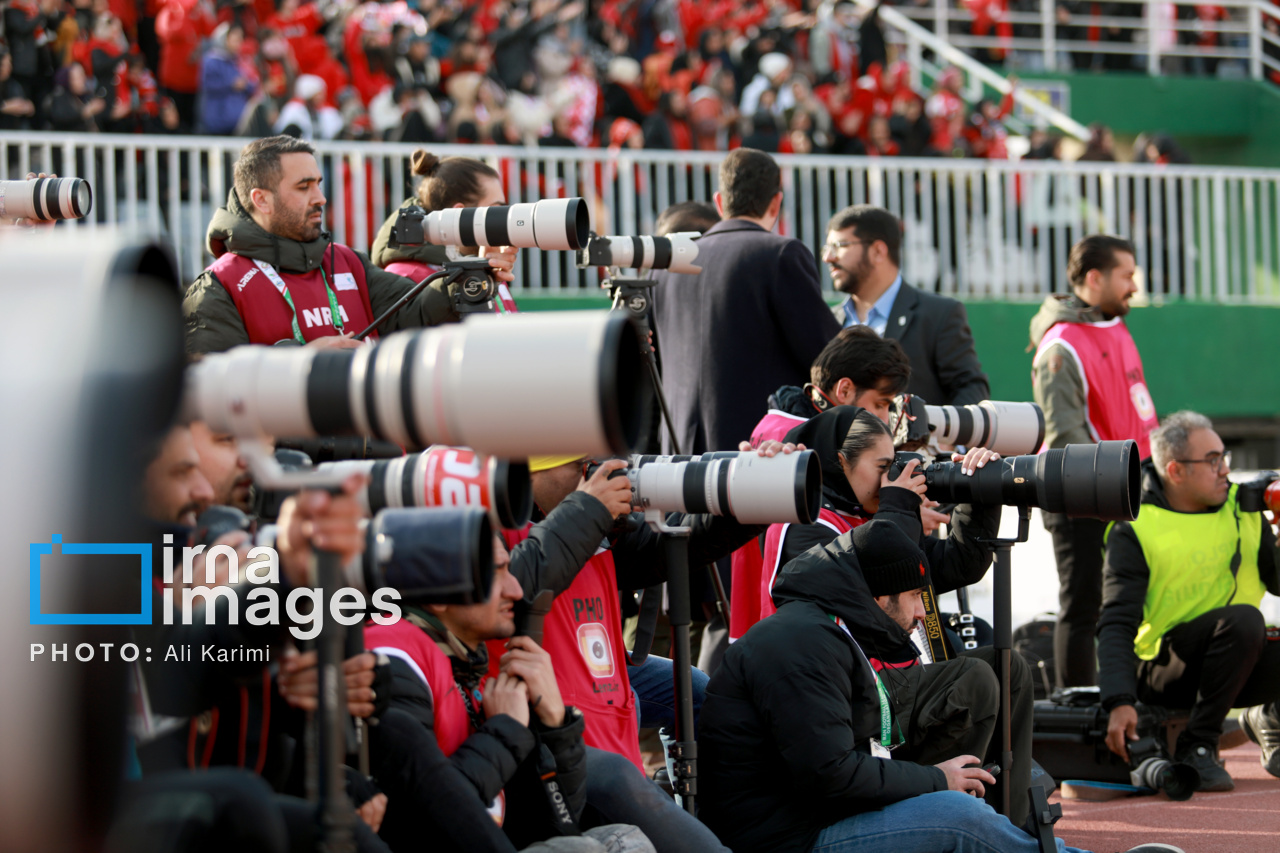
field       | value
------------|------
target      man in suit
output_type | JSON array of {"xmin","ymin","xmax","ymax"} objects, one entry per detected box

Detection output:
[
  {"xmin": 650, "ymin": 148, "xmax": 841, "ymax": 455},
  {"xmin": 825, "ymin": 205, "xmax": 990, "ymax": 407}
]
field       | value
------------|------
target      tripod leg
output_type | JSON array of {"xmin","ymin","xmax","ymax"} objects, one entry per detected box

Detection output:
[
  {"xmin": 993, "ymin": 543, "xmax": 1013, "ymax": 817},
  {"xmin": 315, "ymin": 549, "xmax": 357, "ymax": 853},
  {"xmin": 662, "ymin": 532, "xmax": 697, "ymax": 814}
]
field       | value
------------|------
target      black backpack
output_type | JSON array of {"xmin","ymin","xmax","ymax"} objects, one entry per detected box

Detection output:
[{"xmin": 1013, "ymin": 614, "xmax": 1057, "ymax": 700}]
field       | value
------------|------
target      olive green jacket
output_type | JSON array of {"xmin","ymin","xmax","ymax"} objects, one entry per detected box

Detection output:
[{"xmin": 182, "ymin": 190, "xmax": 457, "ymax": 355}]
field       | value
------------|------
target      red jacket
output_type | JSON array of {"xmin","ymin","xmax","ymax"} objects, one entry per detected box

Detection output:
[{"xmin": 156, "ymin": 0, "xmax": 214, "ymax": 93}]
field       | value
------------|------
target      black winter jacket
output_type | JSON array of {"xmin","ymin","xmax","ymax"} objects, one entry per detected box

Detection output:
[
  {"xmin": 771, "ymin": 408, "xmax": 1001, "ymax": 665},
  {"xmin": 700, "ymin": 532, "xmax": 949, "ymax": 853},
  {"xmin": 509, "ymin": 490, "xmax": 767, "ymax": 603},
  {"xmin": 386, "ymin": 648, "xmax": 590, "ymax": 851},
  {"xmin": 1097, "ymin": 460, "xmax": 1280, "ymax": 710}
]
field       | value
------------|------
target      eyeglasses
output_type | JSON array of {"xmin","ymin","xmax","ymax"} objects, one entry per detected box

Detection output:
[
  {"xmin": 1175, "ymin": 451, "xmax": 1231, "ymax": 473},
  {"xmin": 822, "ymin": 239, "xmax": 866, "ymax": 255}
]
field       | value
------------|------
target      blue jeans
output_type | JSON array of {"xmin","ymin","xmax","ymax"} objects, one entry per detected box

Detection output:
[
  {"xmin": 813, "ymin": 791, "xmax": 1090, "ymax": 853},
  {"xmin": 626, "ymin": 654, "xmax": 708, "ymax": 792},
  {"xmin": 581, "ymin": 746, "xmax": 730, "ymax": 853}
]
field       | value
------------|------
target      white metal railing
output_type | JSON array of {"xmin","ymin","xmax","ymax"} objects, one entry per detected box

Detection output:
[
  {"xmin": 885, "ymin": 0, "xmax": 1280, "ymax": 81},
  {"xmin": 854, "ymin": 0, "xmax": 1091, "ymax": 140},
  {"xmin": 6, "ymin": 132, "xmax": 1280, "ymax": 303}
]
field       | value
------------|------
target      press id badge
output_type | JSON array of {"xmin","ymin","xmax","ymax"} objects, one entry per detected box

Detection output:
[{"xmin": 870, "ymin": 740, "xmax": 892, "ymax": 760}]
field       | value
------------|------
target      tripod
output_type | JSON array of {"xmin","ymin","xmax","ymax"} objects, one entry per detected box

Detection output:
[
  {"xmin": 603, "ymin": 272, "xmax": 724, "ymax": 814},
  {"xmin": 356, "ymin": 258, "xmax": 500, "ymax": 340},
  {"xmin": 976, "ymin": 506, "xmax": 1063, "ymax": 852}
]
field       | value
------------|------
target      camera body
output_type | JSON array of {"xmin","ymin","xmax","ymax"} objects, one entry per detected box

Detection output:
[
  {"xmin": 885, "ymin": 441, "xmax": 1141, "ymax": 521},
  {"xmin": 587, "ymin": 450, "xmax": 821, "ymax": 525},
  {"xmin": 389, "ymin": 205, "xmax": 428, "ymax": 246},
  {"xmin": 1236, "ymin": 472, "xmax": 1280, "ymax": 513}
]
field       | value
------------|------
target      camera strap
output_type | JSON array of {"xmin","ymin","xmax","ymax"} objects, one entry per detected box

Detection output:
[
  {"xmin": 915, "ymin": 583, "xmax": 954, "ymax": 664},
  {"xmin": 830, "ymin": 615, "xmax": 903, "ymax": 751},
  {"xmin": 254, "ymin": 259, "xmax": 345, "ymax": 344}
]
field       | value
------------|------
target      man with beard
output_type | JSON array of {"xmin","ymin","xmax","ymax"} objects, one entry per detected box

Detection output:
[
  {"xmin": 143, "ymin": 425, "xmax": 217, "ymax": 527},
  {"xmin": 190, "ymin": 421, "xmax": 254, "ymax": 513},
  {"xmin": 1030, "ymin": 235, "xmax": 1157, "ymax": 689},
  {"xmin": 183, "ymin": 135, "xmax": 457, "ymax": 354},
  {"xmin": 824, "ymin": 205, "xmax": 988, "ymax": 406}
]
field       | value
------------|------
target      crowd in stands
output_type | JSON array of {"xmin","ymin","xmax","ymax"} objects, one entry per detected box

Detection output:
[{"xmin": 0, "ymin": 0, "xmax": 1214, "ymax": 161}]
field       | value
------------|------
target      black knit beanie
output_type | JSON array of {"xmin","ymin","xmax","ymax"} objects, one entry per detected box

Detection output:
[{"xmin": 851, "ymin": 520, "xmax": 930, "ymax": 597}]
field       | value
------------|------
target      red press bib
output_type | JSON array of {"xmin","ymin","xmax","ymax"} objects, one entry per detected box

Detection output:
[
  {"xmin": 493, "ymin": 526, "xmax": 644, "ymax": 773},
  {"xmin": 209, "ymin": 244, "xmax": 377, "ymax": 345}
]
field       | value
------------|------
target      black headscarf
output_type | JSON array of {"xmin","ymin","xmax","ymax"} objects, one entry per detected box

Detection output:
[{"xmin": 783, "ymin": 406, "xmax": 871, "ymax": 517}]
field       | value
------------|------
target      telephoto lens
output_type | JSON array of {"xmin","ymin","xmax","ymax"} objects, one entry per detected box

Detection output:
[
  {"xmin": 922, "ymin": 400, "xmax": 1045, "ymax": 456},
  {"xmin": 424, "ymin": 198, "xmax": 590, "ymax": 250},
  {"xmin": 1127, "ymin": 736, "xmax": 1199, "ymax": 801},
  {"xmin": 623, "ymin": 450, "xmax": 822, "ymax": 524},
  {"xmin": 322, "ymin": 445, "xmax": 533, "ymax": 529},
  {"xmin": 0, "ymin": 177, "xmax": 93, "ymax": 221},
  {"xmin": 892, "ymin": 439, "xmax": 1141, "ymax": 521},
  {"xmin": 578, "ymin": 232, "xmax": 702, "ymax": 274},
  {"xmin": 351, "ymin": 507, "xmax": 495, "ymax": 605},
  {"xmin": 182, "ymin": 311, "xmax": 651, "ymax": 459}
]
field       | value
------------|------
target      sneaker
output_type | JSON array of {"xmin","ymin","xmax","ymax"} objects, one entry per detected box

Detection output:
[
  {"xmin": 1241, "ymin": 704, "xmax": 1280, "ymax": 778},
  {"xmin": 1121, "ymin": 846, "xmax": 1186, "ymax": 853},
  {"xmin": 1179, "ymin": 742, "xmax": 1234, "ymax": 792}
]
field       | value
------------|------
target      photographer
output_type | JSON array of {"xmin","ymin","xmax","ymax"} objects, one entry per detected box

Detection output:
[
  {"xmin": 503, "ymin": 444, "xmax": 801, "ymax": 853},
  {"xmin": 135, "ymin": 430, "xmax": 525, "ymax": 852},
  {"xmin": 183, "ymin": 135, "xmax": 458, "ymax": 355},
  {"xmin": 1030, "ymin": 235, "xmax": 1156, "ymax": 689},
  {"xmin": 190, "ymin": 421, "xmax": 253, "ymax": 513},
  {"xmin": 364, "ymin": 535, "xmax": 654, "ymax": 853},
  {"xmin": 1099, "ymin": 411, "xmax": 1280, "ymax": 792},
  {"xmin": 730, "ymin": 325, "xmax": 911, "ymax": 643},
  {"xmin": 748, "ymin": 407, "xmax": 1036, "ymax": 826},
  {"xmin": 370, "ymin": 150, "xmax": 519, "ymax": 313},
  {"xmin": 697, "ymin": 520, "xmax": 1177, "ymax": 853}
]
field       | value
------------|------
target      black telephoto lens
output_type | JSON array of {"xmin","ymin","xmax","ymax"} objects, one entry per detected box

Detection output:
[
  {"xmin": 918, "ymin": 439, "xmax": 1140, "ymax": 521},
  {"xmin": 364, "ymin": 507, "xmax": 494, "ymax": 605}
]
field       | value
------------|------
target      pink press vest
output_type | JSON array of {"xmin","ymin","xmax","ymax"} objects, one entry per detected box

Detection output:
[
  {"xmin": 753, "ymin": 508, "xmax": 866, "ymax": 629},
  {"xmin": 730, "ymin": 409, "xmax": 812, "ymax": 642},
  {"xmin": 1033, "ymin": 318, "xmax": 1157, "ymax": 458},
  {"xmin": 208, "ymin": 244, "xmax": 377, "ymax": 345}
]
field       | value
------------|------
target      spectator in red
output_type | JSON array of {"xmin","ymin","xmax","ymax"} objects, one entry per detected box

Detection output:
[
  {"xmin": 84, "ymin": 12, "xmax": 128, "ymax": 84},
  {"xmin": 1183, "ymin": 2, "xmax": 1230, "ymax": 75},
  {"xmin": 819, "ymin": 74, "xmax": 875, "ymax": 153},
  {"xmin": 105, "ymin": 51, "xmax": 160, "ymax": 132},
  {"xmin": 961, "ymin": 84, "xmax": 1013, "ymax": 159},
  {"xmin": 925, "ymin": 66, "xmax": 965, "ymax": 154},
  {"xmin": 155, "ymin": 0, "xmax": 215, "ymax": 126},
  {"xmin": 964, "ymin": 0, "xmax": 1012, "ymax": 62},
  {"xmin": 265, "ymin": 0, "xmax": 348, "ymax": 102},
  {"xmin": 864, "ymin": 114, "xmax": 899, "ymax": 156},
  {"xmin": 274, "ymin": 72, "xmax": 342, "ymax": 138}
]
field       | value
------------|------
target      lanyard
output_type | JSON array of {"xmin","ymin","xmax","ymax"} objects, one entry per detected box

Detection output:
[
  {"xmin": 831, "ymin": 614, "xmax": 902, "ymax": 749},
  {"xmin": 254, "ymin": 259, "xmax": 344, "ymax": 344}
]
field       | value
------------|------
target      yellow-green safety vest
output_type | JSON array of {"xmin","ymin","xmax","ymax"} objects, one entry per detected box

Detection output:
[{"xmin": 1118, "ymin": 484, "xmax": 1265, "ymax": 661}]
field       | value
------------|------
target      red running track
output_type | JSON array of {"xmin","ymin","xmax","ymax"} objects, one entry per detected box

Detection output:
[{"xmin": 1052, "ymin": 743, "xmax": 1280, "ymax": 853}]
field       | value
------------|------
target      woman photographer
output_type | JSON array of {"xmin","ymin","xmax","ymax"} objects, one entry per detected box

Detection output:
[
  {"xmin": 757, "ymin": 405, "xmax": 1003, "ymax": 624},
  {"xmin": 370, "ymin": 150, "xmax": 521, "ymax": 313}
]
